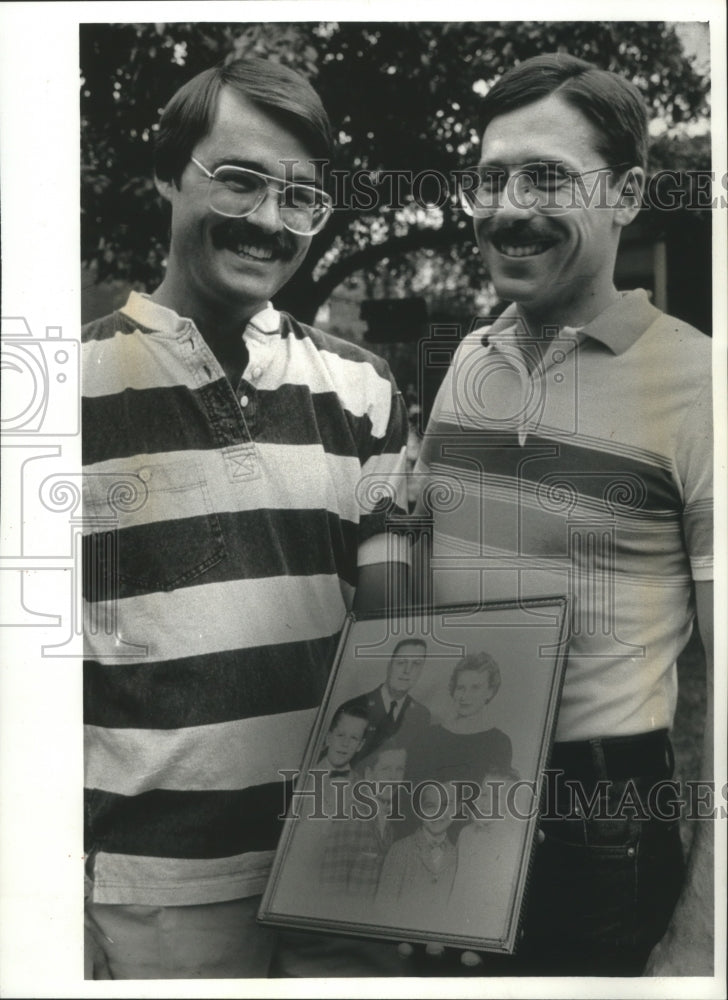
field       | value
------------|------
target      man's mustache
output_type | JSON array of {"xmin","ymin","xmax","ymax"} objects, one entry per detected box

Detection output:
[
  {"xmin": 212, "ymin": 220, "xmax": 298, "ymax": 259},
  {"xmin": 482, "ymin": 218, "xmax": 562, "ymax": 244}
]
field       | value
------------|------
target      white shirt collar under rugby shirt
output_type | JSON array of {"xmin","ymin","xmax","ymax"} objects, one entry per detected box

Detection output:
[
  {"xmin": 244, "ymin": 302, "xmax": 281, "ymax": 337},
  {"xmin": 242, "ymin": 303, "xmax": 281, "ymax": 385},
  {"xmin": 127, "ymin": 291, "xmax": 281, "ymax": 340}
]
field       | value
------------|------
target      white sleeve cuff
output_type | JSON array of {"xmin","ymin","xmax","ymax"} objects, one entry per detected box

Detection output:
[
  {"xmin": 357, "ymin": 532, "xmax": 412, "ymax": 568},
  {"xmin": 690, "ymin": 555, "xmax": 713, "ymax": 582}
]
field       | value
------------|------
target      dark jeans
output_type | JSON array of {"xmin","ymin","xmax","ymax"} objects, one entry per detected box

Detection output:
[
  {"xmin": 416, "ymin": 733, "xmax": 686, "ymax": 977},
  {"xmin": 514, "ymin": 780, "xmax": 685, "ymax": 975}
]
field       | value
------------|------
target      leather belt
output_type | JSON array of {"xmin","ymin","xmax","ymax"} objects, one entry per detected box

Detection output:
[{"xmin": 549, "ymin": 729, "xmax": 673, "ymax": 784}]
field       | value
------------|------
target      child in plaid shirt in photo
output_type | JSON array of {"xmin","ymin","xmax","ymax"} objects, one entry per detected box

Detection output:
[{"xmin": 320, "ymin": 742, "xmax": 407, "ymax": 898}]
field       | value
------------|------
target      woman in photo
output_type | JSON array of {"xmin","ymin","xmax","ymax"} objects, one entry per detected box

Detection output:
[{"xmin": 408, "ymin": 652, "xmax": 512, "ymax": 788}]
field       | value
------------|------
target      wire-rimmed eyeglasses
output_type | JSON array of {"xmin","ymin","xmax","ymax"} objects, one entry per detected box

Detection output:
[
  {"xmin": 190, "ymin": 157, "xmax": 333, "ymax": 236},
  {"xmin": 459, "ymin": 160, "xmax": 632, "ymax": 217}
]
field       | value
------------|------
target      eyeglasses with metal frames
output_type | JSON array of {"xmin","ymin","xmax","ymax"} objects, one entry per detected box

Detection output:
[
  {"xmin": 190, "ymin": 157, "xmax": 333, "ymax": 236},
  {"xmin": 459, "ymin": 160, "xmax": 632, "ymax": 217}
]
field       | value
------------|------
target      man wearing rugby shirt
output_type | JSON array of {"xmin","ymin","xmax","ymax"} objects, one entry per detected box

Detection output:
[
  {"xmin": 82, "ymin": 57, "xmax": 409, "ymax": 978},
  {"xmin": 415, "ymin": 54, "xmax": 713, "ymax": 975}
]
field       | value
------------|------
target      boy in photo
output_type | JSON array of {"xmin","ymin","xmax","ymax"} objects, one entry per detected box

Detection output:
[
  {"xmin": 318, "ymin": 705, "xmax": 369, "ymax": 778},
  {"xmin": 320, "ymin": 741, "xmax": 407, "ymax": 899},
  {"xmin": 376, "ymin": 781, "xmax": 458, "ymax": 923}
]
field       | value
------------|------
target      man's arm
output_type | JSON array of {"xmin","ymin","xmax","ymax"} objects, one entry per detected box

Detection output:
[
  {"xmin": 354, "ymin": 561, "xmax": 408, "ymax": 613},
  {"xmin": 644, "ymin": 579, "xmax": 714, "ymax": 975}
]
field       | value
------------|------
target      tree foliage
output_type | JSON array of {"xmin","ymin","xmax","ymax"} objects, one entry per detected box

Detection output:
[{"xmin": 81, "ymin": 21, "xmax": 710, "ymax": 321}]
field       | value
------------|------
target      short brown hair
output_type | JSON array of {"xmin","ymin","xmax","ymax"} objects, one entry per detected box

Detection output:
[
  {"xmin": 481, "ymin": 53, "xmax": 648, "ymax": 172},
  {"xmin": 155, "ymin": 56, "xmax": 334, "ymax": 186}
]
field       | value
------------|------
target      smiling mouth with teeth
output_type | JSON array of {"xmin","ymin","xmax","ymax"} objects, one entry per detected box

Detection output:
[
  {"xmin": 493, "ymin": 239, "xmax": 557, "ymax": 258},
  {"xmin": 234, "ymin": 243, "xmax": 275, "ymax": 261}
]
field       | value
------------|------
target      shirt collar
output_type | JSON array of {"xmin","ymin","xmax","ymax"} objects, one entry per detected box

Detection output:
[
  {"xmin": 122, "ymin": 290, "xmax": 281, "ymax": 340},
  {"xmin": 122, "ymin": 290, "xmax": 189, "ymax": 336},
  {"xmin": 581, "ymin": 289, "xmax": 660, "ymax": 354},
  {"xmin": 326, "ymin": 764, "xmax": 352, "ymax": 778},
  {"xmin": 245, "ymin": 302, "xmax": 281, "ymax": 337},
  {"xmin": 484, "ymin": 289, "xmax": 659, "ymax": 356},
  {"xmin": 380, "ymin": 686, "xmax": 405, "ymax": 714},
  {"xmin": 419, "ymin": 825, "xmax": 448, "ymax": 849}
]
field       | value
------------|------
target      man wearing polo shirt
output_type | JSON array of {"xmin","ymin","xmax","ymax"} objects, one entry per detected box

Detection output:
[{"xmin": 415, "ymin": 54, "xmax": 713, "ymax": 975}]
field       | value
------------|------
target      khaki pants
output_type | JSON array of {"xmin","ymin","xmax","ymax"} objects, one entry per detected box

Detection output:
[
  {"xmin": 84, "ymin": 896, "xmax": 276, "ymax": 979},
  {"xmin": 271, "ymin": 929, "xmax": 413, "ymax": 977},
  {"xmin": 85, "ymin": 896, "xmax": 413, "ymax": 979}
]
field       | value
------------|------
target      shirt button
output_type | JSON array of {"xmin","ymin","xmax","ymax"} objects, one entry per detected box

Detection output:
[
  {"xmin": 252, "ymin": 366, "xmax": 262, "ymax": 379},
  {"xmin": 626, "ymin": 846, "xmax": 636, "ymax": 858},
  {"xmin": 138, "ymin": 467, "xmax": 152, "ymax": 482},
  {"xmin": 240, "ymin": 395, "xmax": 249, "ymax": 408}
]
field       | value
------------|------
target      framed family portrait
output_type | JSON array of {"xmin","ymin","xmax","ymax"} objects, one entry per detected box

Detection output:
[{"xmin": 259, "ymin": 596, "xmax": 570, "ymax": 954}]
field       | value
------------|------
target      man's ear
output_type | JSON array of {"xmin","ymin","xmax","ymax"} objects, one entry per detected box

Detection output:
[
  {"xmin": 154, "ymin": 174, "xmax": 176, "ymax": 203},
  {"xmin": 614, "ymin": 166, "xmax": 645, "ymax": 227}
]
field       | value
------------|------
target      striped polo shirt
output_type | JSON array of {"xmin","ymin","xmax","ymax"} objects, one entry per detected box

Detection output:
[
  {"xmin": 82, "ymin": 292, "xmax": 408, "ymax": 905},
  {"xmin": 415, "ymin": 290, "xmax": 712, "ymax": 742}
]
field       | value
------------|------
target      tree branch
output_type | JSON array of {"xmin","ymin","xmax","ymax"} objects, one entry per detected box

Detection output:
[{"xmin": 311, "ymin": 224, "xmax": 466, "ymax": 306}]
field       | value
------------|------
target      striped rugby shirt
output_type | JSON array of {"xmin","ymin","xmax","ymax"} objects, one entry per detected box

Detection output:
[
  {"xmin": 415, "ymin": 290, "xmax": 712, "ymax": 742},
  {"xmin": 82, "ymin": 291, "xmax": 408, "ymax": 905}
]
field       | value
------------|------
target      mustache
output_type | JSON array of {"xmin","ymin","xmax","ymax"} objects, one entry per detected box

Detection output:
[
  {"xmin": 483, "ymin": 218, "xmax": 561, "ymax": 243},
  {"xmin": 212, "ymin": 219, "xmax": 298, "ymax": 259}
]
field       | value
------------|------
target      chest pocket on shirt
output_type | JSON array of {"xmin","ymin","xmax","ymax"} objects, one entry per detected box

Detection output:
[{"xmin": 82, "ymin": 458, "xmax": 225, "ymax": 598}]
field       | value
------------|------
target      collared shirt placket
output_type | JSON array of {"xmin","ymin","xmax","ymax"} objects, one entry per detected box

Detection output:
[
  {"xmin": 178, "ymin": 317, "xmax": 280, "ymax": 484},
  {"xmin": 486, "ymin": 326, "xmax": 582, "ymax": 448},
  {"xmin": 178, "ymin": 320, "xmax": 253, "ymax": 442},
  {"xmin": 237, "ymin": 321, "xmax": 278, "ymax": 434}
]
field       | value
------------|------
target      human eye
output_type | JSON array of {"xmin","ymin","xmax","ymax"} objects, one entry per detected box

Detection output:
[
  {"xmin": 214, "ymin": 167, "xmax": 262, "ymax": 195},
  {"xmin": 284, "ymin": 182, "xmax": 321, "ymax": 210},
  {"xmin": 526, "ymin": 161, "xmax": 570, "ymax": 191},
  {"xmin": 476, "ymin": 165, "xmax": 507, "ymax": 196}
]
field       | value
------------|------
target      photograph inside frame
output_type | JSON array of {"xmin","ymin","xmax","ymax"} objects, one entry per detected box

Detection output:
[{"xmin": 259, "ymin": 596, "xmax": 569, "ymax": 953}]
